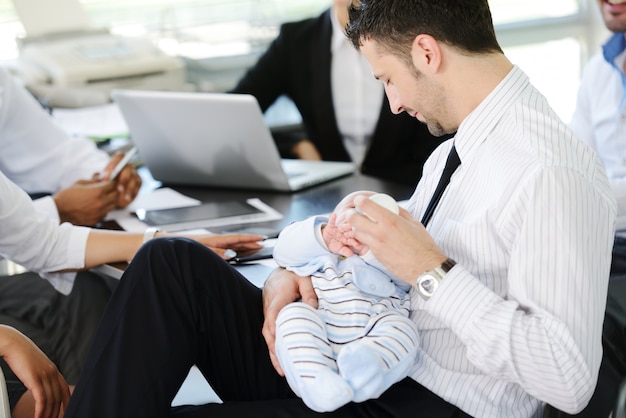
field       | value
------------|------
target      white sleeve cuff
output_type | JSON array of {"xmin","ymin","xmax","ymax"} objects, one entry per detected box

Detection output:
[{"xmin": 32, "ymin": 196, "xmax": 60, "ymax": 224}]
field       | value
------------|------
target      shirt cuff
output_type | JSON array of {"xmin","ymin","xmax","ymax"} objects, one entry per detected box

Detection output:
[
  {"xmin": 41, "ymin": 226, "xmax": 90, "ymax": 295},
  {"xmin": 32, "ymin": 196, "xmax": 60, "ymax": 224},
  {"xmin": 410, "ymin": 265, "xmax": 502, "ymax": 338}
]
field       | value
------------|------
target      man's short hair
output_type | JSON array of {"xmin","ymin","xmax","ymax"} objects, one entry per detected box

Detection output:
[{"xmin": 347, "ymin": 0, "xmax": 503, "ymax": 61}]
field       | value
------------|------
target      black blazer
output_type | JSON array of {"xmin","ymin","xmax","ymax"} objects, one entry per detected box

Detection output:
[{"xmin": 231, "ymin": 9, "xmax": 450, "ymax": 186}]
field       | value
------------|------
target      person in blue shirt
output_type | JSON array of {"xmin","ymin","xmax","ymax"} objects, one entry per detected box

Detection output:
[{"xmin": 569, "ymin": 0, "xmax": 626, "ymax": 413}]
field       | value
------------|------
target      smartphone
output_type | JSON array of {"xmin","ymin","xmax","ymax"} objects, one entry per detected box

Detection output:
[
  {"xmin": 230, "ymin": 246, "xmax": 274, "ymax": 264},
  {"xmin": 109, "ymin": 147, "xmax": 138, "ymax": 180}
]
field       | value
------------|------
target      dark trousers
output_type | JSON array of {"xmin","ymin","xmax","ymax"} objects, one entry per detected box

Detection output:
[
  {"xmin": 0, "ymin": 270, "xmax": 116, "ymax": 409},
  {"xmin": 0, "ymin": 270, "xmax": 116, "ymax": 384},
  {"xmin": 607, "ymin": 238, "xmax": 626, "ymax": 386},
  {"xmin": 65, "ymin": 238, "xmax": 464, "ymax": 418},
  {"xmin": 611, "ymin": 237, "xmax": 626, "ymax": 277}
]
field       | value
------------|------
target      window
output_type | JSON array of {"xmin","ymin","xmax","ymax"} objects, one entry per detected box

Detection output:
[
  {"xmin": 0, "ymin": 0, "xmax": 608, "ymax": 121},
  {"xmin": 490, "ymin": 0, "xmax": 607, "ymax": 122},
  {"xmin": 0, "ymin": 0, "xmax": 331, "ymax": 60},
  {"xmin": 490, "ymin": 0, "xmax": 579, "ymax": 23}
]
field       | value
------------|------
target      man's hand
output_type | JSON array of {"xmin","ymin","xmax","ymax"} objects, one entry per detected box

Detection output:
[
  {"xmin": 101, "ymin": 152, "xmax": 142, "ymax": 208},
  {"xmin": 291, "ymin": 139, "xmax": 322, "ymax": 160},
  {"xmin": 53, "ymin": 179, "xmax": 118, "ymax": 226},
  {"xmin": 261, "ymin": 268, "xmax": 317, "ymax": 375},
  {"xmin": 0, "ymin": 326, "xmax": 70, "ymax": 418},
  {"xmin": 333, "ymin": 190, "xmax": 377, "ymax": 225},
  {"xmin": 348, "ymin": 196, "xmax": 448, "ymax": 284}
]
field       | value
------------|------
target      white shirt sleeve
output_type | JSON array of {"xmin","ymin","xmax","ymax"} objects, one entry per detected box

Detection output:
[
  {"xmin": 0, "ymin": 170, "xmax": 89, "ymax": 294},
  {"xmin": 32, "ymin": 196, "xmax": 61, "ymax": 223},
  {"xmin": 411, "ymin": 165, "xmax": 614, "ymax": 414},
  {"xmin": 0, "ymin": 69, "xmax": 110, "ymax": 195}
]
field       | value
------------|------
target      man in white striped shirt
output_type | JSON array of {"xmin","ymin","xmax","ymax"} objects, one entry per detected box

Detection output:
[
  {"xmin": 268, "ymin": 0, "xmax": 616, "ymax": 416},
  {"xmin": 337, "ymin": 0, "xmax": 615, "ymax": 416},
  {"xmin": 61, "ymin": 0, "xmax": 617, "ymax": 417}
]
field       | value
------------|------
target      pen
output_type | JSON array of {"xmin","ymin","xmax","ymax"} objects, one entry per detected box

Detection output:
[{"xmin": 108, "ymin": 146, "xmax": 138, "ymax": 180}]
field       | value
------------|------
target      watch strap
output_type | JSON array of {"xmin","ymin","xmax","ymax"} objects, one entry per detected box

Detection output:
[
  {"xmin": 440, "ymin": 257, "xmax": 457, "ymax": 273},
  {"xmin": 143, "ymin": 227, "xmax": 160, "ymax": 244}
]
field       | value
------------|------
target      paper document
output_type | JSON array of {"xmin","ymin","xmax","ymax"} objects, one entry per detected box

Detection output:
[{"xmin": 52, "ymin": 103, "xmax": 129, "ymax": 141}]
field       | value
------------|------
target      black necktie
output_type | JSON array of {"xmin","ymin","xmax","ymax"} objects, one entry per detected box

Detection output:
[{"xmin": 421, "ymin": 145, "xmax": 461, "ymax": 227}]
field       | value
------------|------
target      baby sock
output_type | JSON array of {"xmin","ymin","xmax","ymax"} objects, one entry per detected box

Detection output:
[
  {"xmin": 275, "ymin": 302, "xmax": 353, "ymax": 412},
  {"xmin": 336, "ymin": 314, "xmax": 418, "ymax": 402}
]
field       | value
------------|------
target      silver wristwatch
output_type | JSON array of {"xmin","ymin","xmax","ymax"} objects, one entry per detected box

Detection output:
[{"xmin": 415, "ymin": 258, "xmax": 456, "ymax": 300}]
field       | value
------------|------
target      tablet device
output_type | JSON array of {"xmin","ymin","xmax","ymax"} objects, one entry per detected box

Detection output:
[{"xmin": 135, "ymin": 200, "xmax": 266, "ymax": 231}]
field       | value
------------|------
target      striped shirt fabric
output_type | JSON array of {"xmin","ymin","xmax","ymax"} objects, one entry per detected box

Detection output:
[{"xmin": 405, "ymin": 66, "xmax": 616, "ymax": 417}]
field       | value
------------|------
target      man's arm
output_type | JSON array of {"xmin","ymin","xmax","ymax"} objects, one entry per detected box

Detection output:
[
  {"xmin": 349, "ymin": 169, "xmax": 615, "ymax": 413},
  {"xmin": 261, "ymin": 268, "xmax": 317, "ymax": 376}
]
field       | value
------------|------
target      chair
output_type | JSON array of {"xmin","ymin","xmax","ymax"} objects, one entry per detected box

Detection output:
[{"xmin": 0, "ymin": 367, "xmax": 10, "ymax": 418}]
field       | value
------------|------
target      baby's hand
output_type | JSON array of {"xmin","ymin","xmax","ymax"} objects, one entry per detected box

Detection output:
[
  {"xmin": 333, "ymin": 191, "xmax": 377, "ymax": 225},
  {"xmin": 323, "ymin": 213, "xmax": 368, "ymax": 257}
]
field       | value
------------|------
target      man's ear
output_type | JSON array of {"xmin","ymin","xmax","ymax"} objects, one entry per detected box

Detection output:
[{"xmin": 411, "ymin": 34, "xmax": 442, "ymax": 73}]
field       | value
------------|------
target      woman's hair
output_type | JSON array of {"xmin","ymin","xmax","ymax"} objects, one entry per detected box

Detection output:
[{"xmin": 347, "ymin": 0, "xmax": 503, "ymax": 63}]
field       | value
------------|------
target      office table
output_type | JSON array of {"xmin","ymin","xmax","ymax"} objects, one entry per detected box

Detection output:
[
  {"xmin": 157, "ymin": 171, "xmax": 416, "ymax": 235},
  {"xmin": 93, "ymin": 169, "xmax": 416, "ymax": 283}
]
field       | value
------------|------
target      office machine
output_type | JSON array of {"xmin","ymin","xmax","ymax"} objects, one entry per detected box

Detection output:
[{"xmin": 9, "ymin": 0, "xmax": 187, "ymax": 108}]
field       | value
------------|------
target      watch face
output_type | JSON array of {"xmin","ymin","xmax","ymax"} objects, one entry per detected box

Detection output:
[{"xmin": 419, "ymin": 274, "xmax": 439, "ymax": 297}]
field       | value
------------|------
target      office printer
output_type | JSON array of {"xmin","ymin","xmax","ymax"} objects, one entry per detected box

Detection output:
[{"xmin": 10, "ymin": 0, "xmax": 187, "ymax": 108}]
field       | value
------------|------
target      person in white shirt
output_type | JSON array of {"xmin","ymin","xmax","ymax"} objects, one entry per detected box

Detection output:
[
  {"xmin": 62, "ymin": 1, "xmax": 616, "ymax": 417},
  {"xmin": 0, "ymin": 66, "xmax": 140, "ymax": 405},
  {"xmin": 569, "ymin": 0, "xmax": 626, "ymax": 278},
  {"xmin": 0, "ymin": 68, "xmax": 141, "ymax": 227},
  {"xmin": 0, "ymin": 168, "xmax": 264, "ymax": 418},
  {"xmin": 568, "ymin": 0, "xmax": 626, "ymax": 413}
]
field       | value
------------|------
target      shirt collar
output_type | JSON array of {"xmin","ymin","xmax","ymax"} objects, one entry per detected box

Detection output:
[
  {"xmin": 603, "ymin": 32, "xmax": 626, "ymax": 65},
  {"xmin": 602, "ymin": 33, "xmax": 626, "ymax": 108},
  {"xmin": 330, "ymin": 7, "xmax": 348, "ymax": 53},
  {"xmin": 455, "ymin": 66, "xmax": 528, "ymax": 162}
]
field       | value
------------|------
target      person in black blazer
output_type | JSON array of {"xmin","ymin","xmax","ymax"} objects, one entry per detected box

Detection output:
[{"xmin": 230, "ymin": 0, "xmax": 450, "ymax": 186}]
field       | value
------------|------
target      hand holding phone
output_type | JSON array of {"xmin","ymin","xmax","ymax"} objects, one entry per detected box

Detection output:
[{"xmin": 108, "ymin": 147, "xmax": 138, "ymax": 180}]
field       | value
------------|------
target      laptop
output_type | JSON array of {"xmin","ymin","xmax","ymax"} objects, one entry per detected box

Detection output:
[{"xmin": 111, "ymin": 89, "xmax": 356, "ymax": 192}]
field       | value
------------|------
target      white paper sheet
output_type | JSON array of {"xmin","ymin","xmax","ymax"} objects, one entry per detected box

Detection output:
[{"xmin": 105, "ymin": 187, "xmax": 202, "ymax": 232}]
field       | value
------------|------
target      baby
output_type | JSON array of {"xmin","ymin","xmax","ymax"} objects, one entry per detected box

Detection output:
[{"xmin": 272, "ymin": 192, "xmax": 419, "ymax": 412}]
